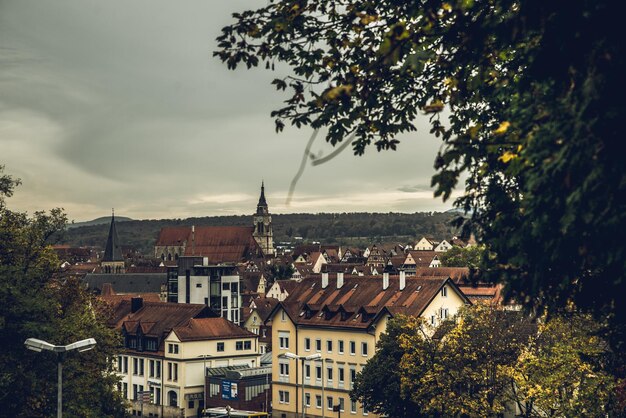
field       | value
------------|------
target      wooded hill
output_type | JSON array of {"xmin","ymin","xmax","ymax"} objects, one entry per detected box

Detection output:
[{"xmin": 60, "ymin": 212, "xmax": 461, "ymax": 256}]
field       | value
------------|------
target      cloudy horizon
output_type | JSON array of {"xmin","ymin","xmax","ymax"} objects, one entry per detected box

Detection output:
[{"xmin": 0, "ymin": 0, "xmax": 457, "ymax": 223}]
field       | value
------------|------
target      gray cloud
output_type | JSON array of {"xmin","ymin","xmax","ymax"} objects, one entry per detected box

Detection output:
[{"xmin": 0, "ymin": 0, "xmax": 455, "ymax": 221}]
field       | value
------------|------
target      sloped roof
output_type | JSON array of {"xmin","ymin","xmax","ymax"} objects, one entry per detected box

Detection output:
[
  {"xmin": 155, "ymin": 226, "xmax": 261, "ymax": 263},
  {"xmin": 110, "ymin": 300, "xmax": 216, "ymax": 352},
  {"xmin": 172, "ymin": 317, "xmax": 255, "ymax": 341},
  {"xmin": 274, "ymin": 274, "xmax": 469, "ymax": 329},
  {"xmin": 253, "ymin": 297, "xmax": 280, "ymax": 321},
  {"xmin": 414, "ymin": 267, "xmax": 470, "ymax": 283},
  {"xmin": 84, "ymin": 273, "xmax": 167, "ymax": 294}
]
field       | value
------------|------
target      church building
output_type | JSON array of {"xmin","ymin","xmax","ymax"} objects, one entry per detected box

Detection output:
[{"xmin": 101, "ymin": 210, "xmax": 125, "ymax": 274}]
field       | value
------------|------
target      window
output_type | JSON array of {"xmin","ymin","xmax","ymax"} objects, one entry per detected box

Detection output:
[
  {"xmin": 133, "ymin": 384, "xmax": 139, "ymax": 400},
  {"xmin": 122, "ymin": 382, "xmax": 128, "ymax": 398},
  {"xmin": 117, "ymin": 356, "xmax": 123, "ymax": 371},
  {"xmin": 338, "ymin": 367, "xmax": 345, "ymax": 385},
  {"xmin": 361, "ymin": 342, "xmax": 368, "ymax": 356},
  {"xmin": 304, "ymin": 337, "xmax": 311, "ymax": 351},
  {"xmin": 149, "ymin": 360, "xmax": 155, "ymax": 378},
  {"xmin": 315, "ymin": 339, "xmax": 322, "ymax": 352},
  {"xmin": 236, "ymin": 341, "xmax": 245, "ymax": 350},
  {"xmin": 262, "ymin": 328, "xmax": 267, "ymax": 338},
  {"xmin": 279, "ymin": 332, "xmax": 290, "ymax": 349},
  {"xmin": 281, "ymin": 310, "xmax": 286, "ymax": 321},
  {"xmin": 146, "ymin": 338, "xmax": 157, "ymax": 351},
  {"xmin": 168, "ymin": 362, "xmax": 178, "ymax": 381},
  {"xmin": 154, "ymin": 387, "xmax": 161, "ymax": 405},
  {"xmin": 440, "ymin": 308, "xmax": 449, "ymax": 320},
  {"xmin": 138, "ymin": 358, "xmax": 144, "ymax": 376},
  {"xmin": 156, "ymin": 361, "xmax": 161, "ymax": 378},
  {"xmin": 316, "ymin": 395, "xmax": 322, "ymax": 409},
  {"xmin": 441, "ymin": 286, "xmax": 448, "ymax": 297},
  {"xmin": 189, "ymin": 400, "xmax": 195, "ymax": 409},
  {"xmin": 305, "ymin": 393, "xmax": 311, "ymax": 407},
  {"xmin": 350, "ymin": 366, "xmax": 356, "ymax": 389},
  {"xmin": 327, "ymin": 366, "xmax": 333, "ymax": 383},
  {"xmin": 305, "ymin": 364, "xmax": 311, "ymax": 379},
  {"xmin": 279, "ymin": 362, "xmax": 290, "ymax": 377},
  {"xmin": 196, "ymin": 283, "xmax": 202, "ymax": 288},
  {"xmin": 338, "ymin": 340, "xmax": 344, "ymax": 354},
  {"xmin": 430, "ymin": 315, "xmax": 436, "ymax": 325},
  {"xmin": 326, "ymin": 340, "xmax": 333, "ymax": 353},
  {"xmin": 316, "ymin": 365, "xmax": 322, "ymax": 381},
  {"xmin": 279, "ymin": 390, "xmax": 290, "ymax": 404},
  {"xmin": 217, "ymin": 342, "xmax": 225, "ymax": 352},
  {"xmin": 351, "ymin": 399, "xmax": 357, "ymax": 414},
  {"xmin": 363, "ymin": 404, "xmax": 369, "ymax": 415},
  {"xmin": 327, "ymin": 396, "xmax": 333, "ymax": 410},
  {"xmin": 123, "ymin": 356, "xmax": 128, "ymax": 373},
  {"xmin": 244, "ymin": 340, "xmax": 251, "ymax": 350},
  {"xmin": 339, "ymin": 397, "xmax": 345, "ymax": 412},
  {"xmin": 133, "ymin": 358, "xmax": 139, "ymax": 375},
  {"xmin": 349, "ymin": 341, "xmax": 356, "ymax": 355},
  {"xmin": 168, "ymin": 343, "xmax": 179, "ymax": 354}
]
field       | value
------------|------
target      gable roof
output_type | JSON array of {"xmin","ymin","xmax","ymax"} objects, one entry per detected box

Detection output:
[
  {"xmin": 272, "ymin": 274, "xmax": 470, "ymax": 330},
  {"xmin": 172, "ymin": 317, "xmax": 255, "ymax": 342},
  {"xmin": 155, "ymin": 226, "xmax": 261, "ymax": 263}
]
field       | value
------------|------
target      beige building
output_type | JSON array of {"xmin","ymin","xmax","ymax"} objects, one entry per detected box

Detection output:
[
  {"xmin": 111, "ymin": 298, "xmax": 260, "ymax": 417},
  {"xmin": 266, "ymin": 271, "xmax": 470, "ymax": 418}
]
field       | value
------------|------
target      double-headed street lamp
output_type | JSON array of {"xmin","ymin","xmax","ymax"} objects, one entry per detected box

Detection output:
[
  {"xmin": 283, "ymin": 352, "xmax": 322, "ymax": 418},
  {"xmin": 25, "ymin": 337, "xmax": 97, "ymax": 418}
]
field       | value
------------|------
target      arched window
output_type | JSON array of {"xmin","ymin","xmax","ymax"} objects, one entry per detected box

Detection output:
[
  {"xmin": 161, "ymin": 253, "xmax": 165, "ymax": 261},
  {"xmin": 168, "ymin": 253, "xmax": 172, "ymax": 261},
  {"xmin": 174, "ymin": 254, "xmax": 179, "ymax": 260},
  {"xmin": 168, "ymin": 390, "xmax": 177, "ymax": 407}
]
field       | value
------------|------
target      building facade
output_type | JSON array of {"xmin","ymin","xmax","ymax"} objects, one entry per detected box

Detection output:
[
  {"xmin": 112, "ymin": 298, "xmax": 260, "ymax": 418},
  {"xmin": 267, "ymin": 272, "xmax": 470, "ymax": 418}
]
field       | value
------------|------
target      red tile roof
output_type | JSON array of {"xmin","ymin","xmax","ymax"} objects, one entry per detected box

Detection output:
[
  {"xmin": 172, "ymin": 317, "xmax": 255, "ymax": 341},
  {"xmin": 275, "ymin": 274, "xmax": 470, "ymax": 329},
  {"xmin": 156, "ymin": 226, "xmax": 261, "ymax": 263}
]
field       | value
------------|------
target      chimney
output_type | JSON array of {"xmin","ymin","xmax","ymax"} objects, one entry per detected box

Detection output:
[
  {"xmin": 191, "ymin": 225, "xmax": 195, "ymax": 255},
  {"xmin": 337, "ymin": 272, "xmax": 344, "ymax": 289},
  {"xmin": 322, "ymin": 271, "xmax": 329, "ymax": 289},
  {"xmin": 399, "ymin": 269, "xmax": 406, "ymax": 291},
  {"xmin": 131, "ymin": 297, "xmax": 143, "ymax": 313},
  {"xmin": 383, "ymin": 272, "xmax": 389, "ymax": 290}
]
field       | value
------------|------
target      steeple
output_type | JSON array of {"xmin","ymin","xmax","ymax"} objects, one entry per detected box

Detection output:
[
  {"xmin": 103, "ymin": 209, "xmax": 123, "ymax": 262},
  {"xmin": 252, "ymin": 182, "xmax": 275, "ymax": 256},
  {"xmin": 256, "ymin": 181, "xmax": 268, "ymax": 215},
  {"xmin": 101, "ymin": 209, "xmax": 125, "ymax": 273}
]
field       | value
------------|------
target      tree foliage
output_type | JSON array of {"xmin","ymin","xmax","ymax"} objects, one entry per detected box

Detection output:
[
  {"xmin": 440, "ymin": 244, "xmax": 485, "ymax": 269},
  {"xmin": 215, "ymin": 0, "xmax": 626, "ymax": 351},
  {"xmin": 502, "ymin": 314, "xmax": 615, "ymax": 418},
  {"xmin": 0, "ymin": 167, "xmax": 127, "ymax": 417},
  {"xmin": 353, "ymin": 306, "xmax": 617, "ymax": 417},
  {"xmin": 351, "ymin": 316, "xmax": 425, "ymax": 418}
]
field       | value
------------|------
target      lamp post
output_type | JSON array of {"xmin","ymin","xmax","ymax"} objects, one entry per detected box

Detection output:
[
  {"xmin": 198, "ymin": 354, "xmax": 212, "ymax": 416},
  {"xmin": 283, "ymin": 352, "xmax": 321, "ymax": 418},
  {"xmin": 24, "ymin": 337, "xmax": 97, "ymax": 418}
]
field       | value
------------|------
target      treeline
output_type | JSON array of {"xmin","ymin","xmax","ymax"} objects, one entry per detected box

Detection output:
[{"xmin": 60, "ymin": 211, "xmax": 460, "ymax": 255}]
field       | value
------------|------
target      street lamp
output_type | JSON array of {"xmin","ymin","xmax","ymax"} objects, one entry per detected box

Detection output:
[
  {"xmin": 198, "ymin": 354, "xmax": 212, "ymax": 415},
  {"xmin": 24, "ymin": 338, "xmax": 96, "ymax": 418},
  {"xmin": 282, "ymin": 352, "xmax": 322, "ymax": 418}
]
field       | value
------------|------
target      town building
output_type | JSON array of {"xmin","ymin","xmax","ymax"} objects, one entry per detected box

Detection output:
[
  {"xmin": 267, "ymin": 271, "xmax": 470, "ymax": 418},
  {"xmin": 110, "ymin": 297, "xmax": 260, "ymax": 418}
]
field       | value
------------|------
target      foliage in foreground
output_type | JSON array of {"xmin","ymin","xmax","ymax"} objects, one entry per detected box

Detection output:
[
  {"xmin": 0, "ymin": 166, "xmax": 127, "ymax": 418},
  {"xmin": 215, "ymin": 0, "xmax": 626, "ymax": 354},
  {"xmin": 352, "ymin": 306, "xmax": 618, "ymax": 417}
]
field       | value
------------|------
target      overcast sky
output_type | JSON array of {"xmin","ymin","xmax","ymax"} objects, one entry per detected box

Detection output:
[{"xmin": 0, "ymin": 0, "xmax": 457, "ymax": 222}]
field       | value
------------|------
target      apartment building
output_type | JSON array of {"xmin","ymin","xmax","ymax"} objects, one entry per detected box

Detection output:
[
  {"xmin": 267, "ymin": 271, "xmax": 470, "ymax": 418},
  {"xmin": 111, "ymin": 297, "xmax": 260, "ymax": 417}
]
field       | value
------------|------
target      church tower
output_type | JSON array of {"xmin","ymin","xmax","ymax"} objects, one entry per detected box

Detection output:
[
  {"xmin": 101, "ymin": 210, "xmax": 125, "ymax": 274},
  {"xmin": 253, "ymin": 182, "xmax": 275, "ymax": 257}
]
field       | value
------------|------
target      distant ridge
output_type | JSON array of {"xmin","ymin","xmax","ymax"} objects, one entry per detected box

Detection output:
[{"xmin": 68, "ymin": 216, "xmax": 133, "ymax": 229}]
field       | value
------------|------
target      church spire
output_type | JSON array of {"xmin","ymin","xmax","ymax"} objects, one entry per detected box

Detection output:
[
  {"xmin": 103, "ymin": 209, "xmax": 123, "ymax": 262},
  {"xmin": 256, "ymin": 181, "xmax": 268, "ymax": 215}
]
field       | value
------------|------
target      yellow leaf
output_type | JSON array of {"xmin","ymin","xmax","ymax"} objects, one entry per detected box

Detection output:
[
  {"xmin": 498, "ymin": 151, "xmax": 518, "ymax": 163},
  {"xmin": 493, "ymin": 121, "xmax": 510, "ymax": 136}
]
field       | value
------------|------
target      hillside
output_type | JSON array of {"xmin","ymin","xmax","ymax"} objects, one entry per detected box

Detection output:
[{"xmin": 60, "ymin": 212, "xmax": 462, "ymax": 256}]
